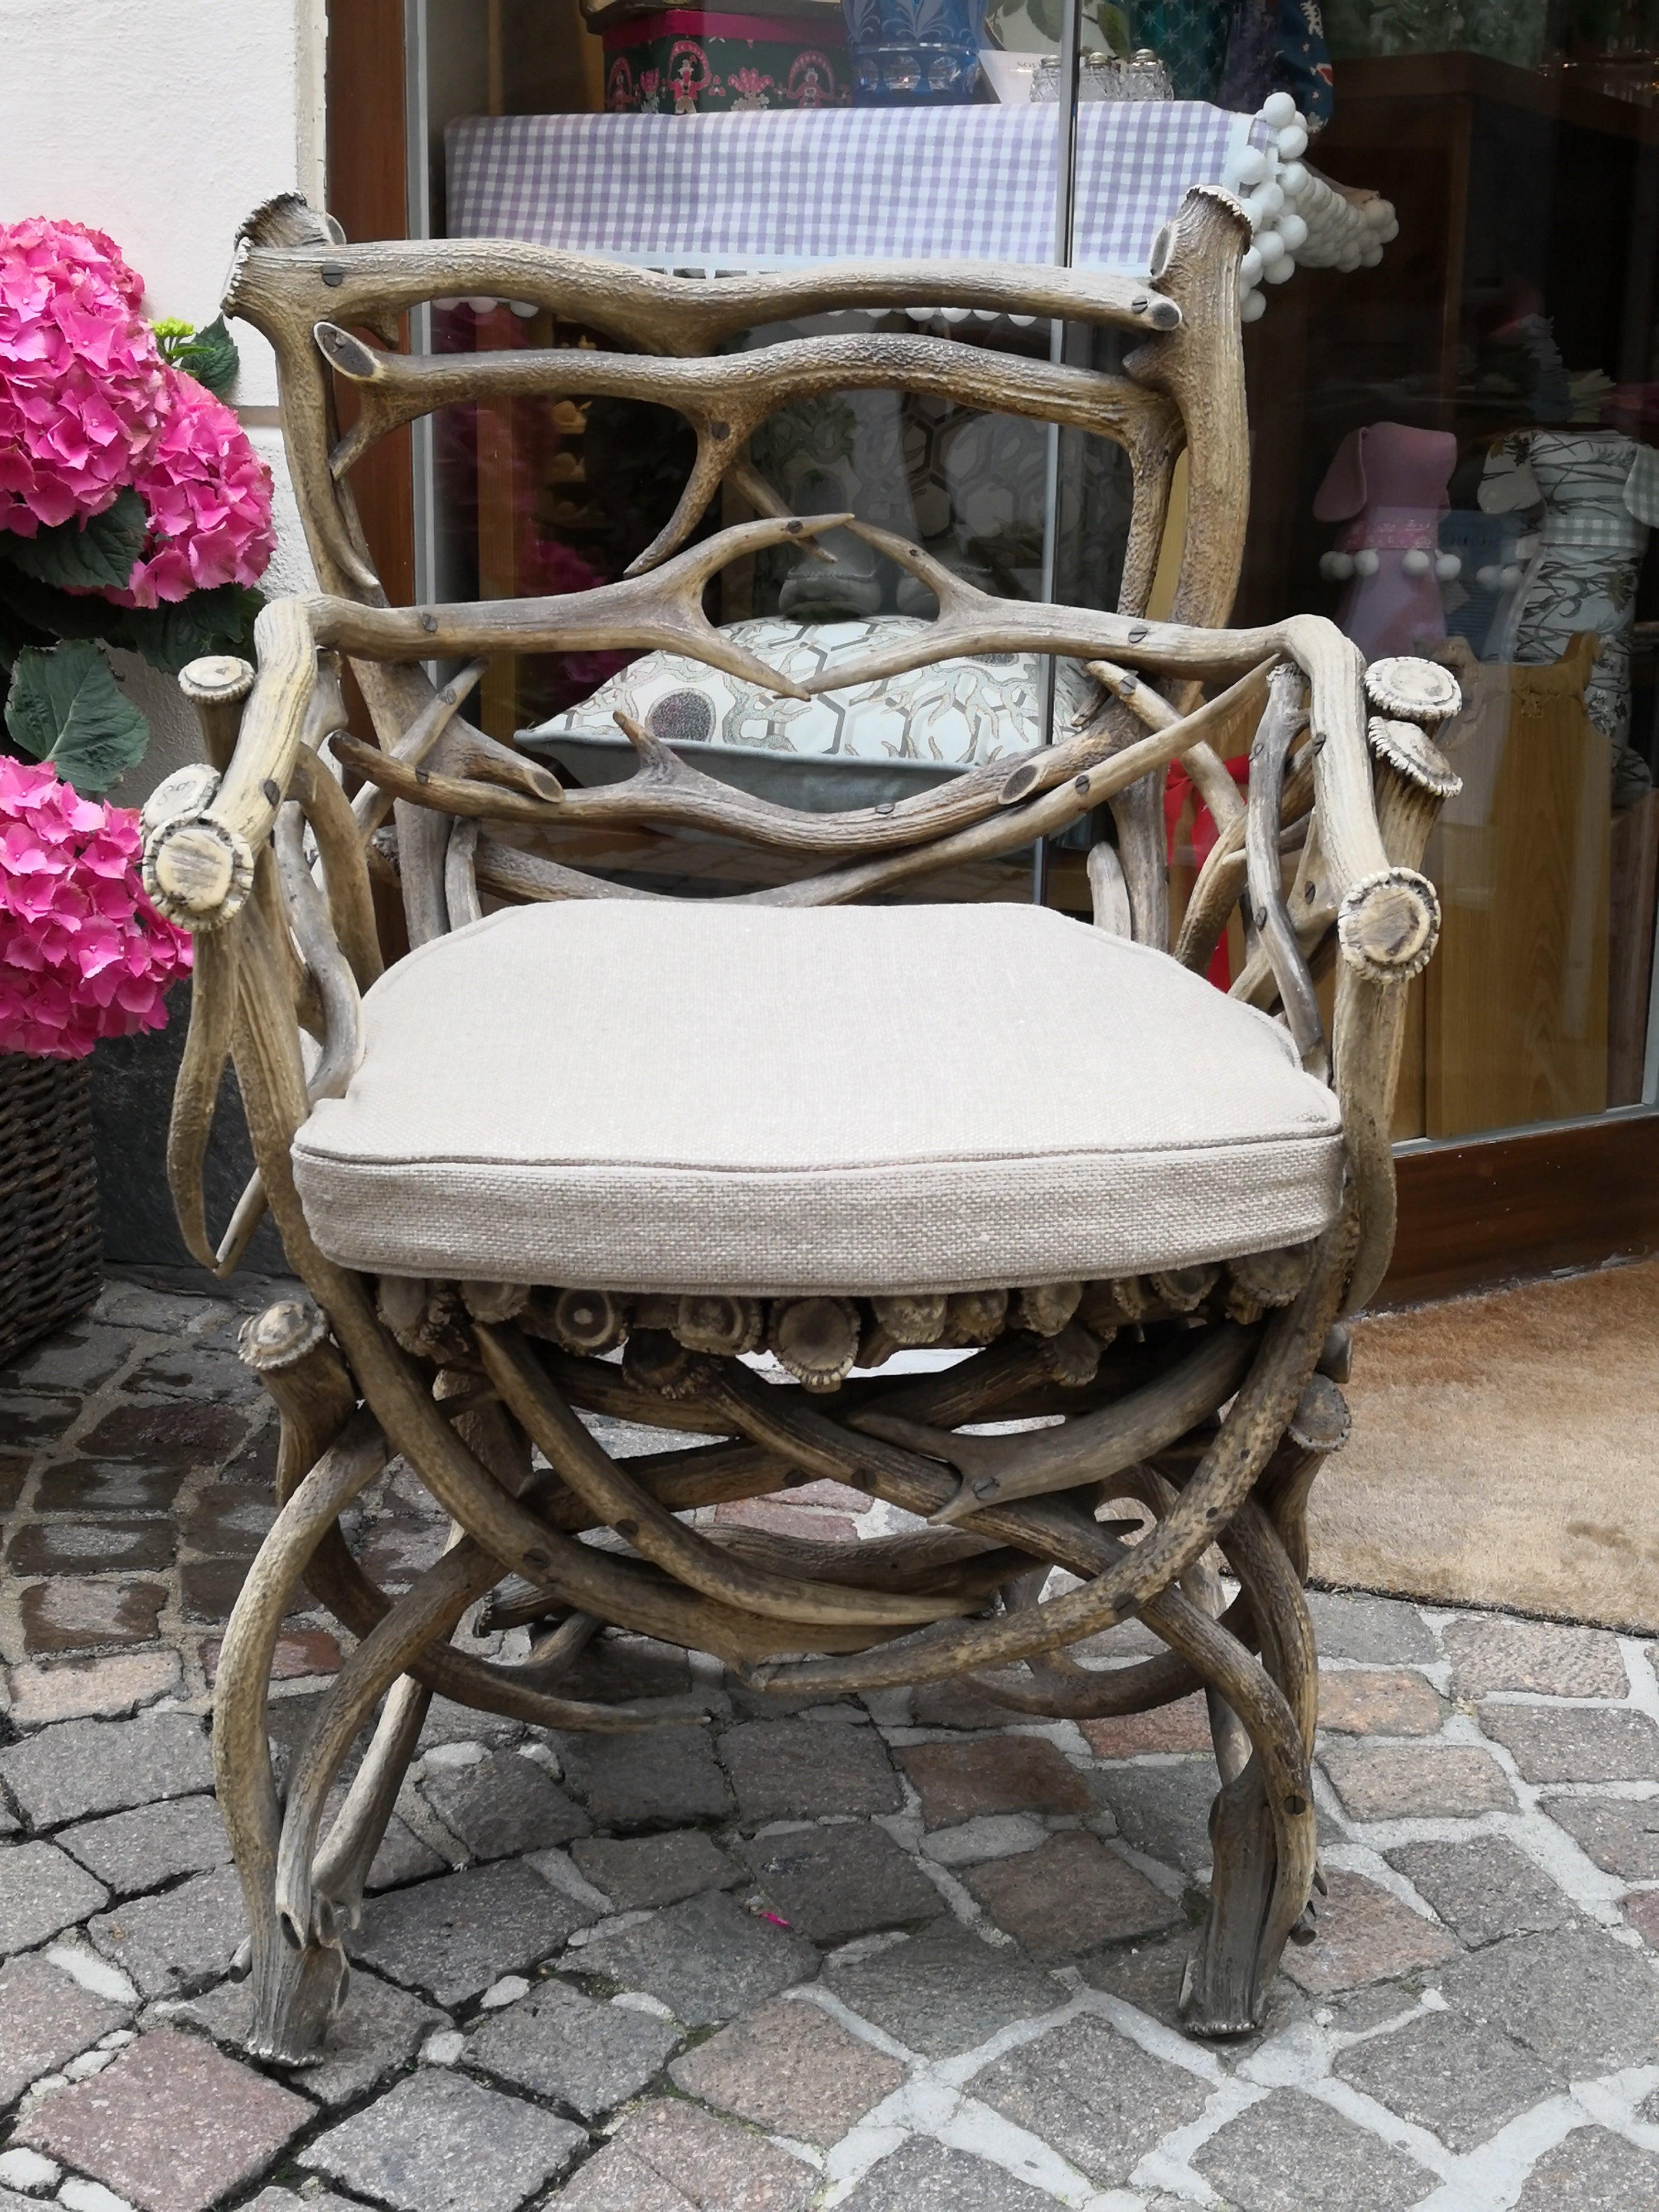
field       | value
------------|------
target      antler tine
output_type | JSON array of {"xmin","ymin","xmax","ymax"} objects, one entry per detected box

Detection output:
[
  {"xmin": 618, "ymin": 512, "xmax": 853, "ymax": 696},
  {"xmin": 838, "ymin": 518, "xmax": 987, "ymax": 618},
  {"xmin": 316, "ymin": 326, "xmax": 395, "ymax": 479},
  {"xmin": 726, "ymin": 456, "xmax": 836, "ymax": 564},
  {"xmin": 624, "ymin": 422, "xmax": 763, "ymax": 575}
]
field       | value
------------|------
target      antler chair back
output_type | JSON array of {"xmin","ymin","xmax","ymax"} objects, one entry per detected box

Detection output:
[{"xmin": 139, "ymin": 186, "xmax": 1461, "ymax": 2064}]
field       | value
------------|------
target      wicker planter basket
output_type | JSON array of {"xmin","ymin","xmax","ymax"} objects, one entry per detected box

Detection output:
[{"xmin": 0, "ymin": 1053, "xmax": 103, "ymax": 1366}]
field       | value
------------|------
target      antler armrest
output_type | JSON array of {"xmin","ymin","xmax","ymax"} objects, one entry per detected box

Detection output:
[{"xmin": 143, "ymin": 598, "xmax": 325, "ymax": 932}]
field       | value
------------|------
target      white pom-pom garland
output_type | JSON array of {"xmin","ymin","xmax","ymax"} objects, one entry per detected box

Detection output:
[{"xmin": 1214, "ymin": 102, "xmax": 1398, "ymax": 322}]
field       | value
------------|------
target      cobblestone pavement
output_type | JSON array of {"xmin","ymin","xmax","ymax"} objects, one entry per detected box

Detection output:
[{"xmin": 4, "ymin": 1282, "xmax": 1659, "ymax": 2212}]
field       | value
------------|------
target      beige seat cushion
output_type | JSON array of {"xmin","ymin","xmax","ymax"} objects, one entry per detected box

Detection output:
[{"xmin": 292, "ymin": 902, "xmax": 1344, "ymax": 1296}]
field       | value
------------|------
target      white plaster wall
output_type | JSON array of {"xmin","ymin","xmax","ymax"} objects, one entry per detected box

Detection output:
[{"xmin": 0, "ymin": 0, "xmax": 330, "ymax": 797}]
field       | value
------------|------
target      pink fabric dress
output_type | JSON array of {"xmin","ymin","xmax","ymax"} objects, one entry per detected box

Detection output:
[{"xmin": 1314, "ymin": 423, "xmax": 1460, "ymax": 660}]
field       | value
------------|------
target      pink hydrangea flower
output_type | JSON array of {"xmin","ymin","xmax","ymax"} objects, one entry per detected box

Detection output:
[
  {"xmin": 0, "ymin": 217, "xmax": 168, "ymax": 537},
  {"xmin": 111, "ymin": 365, "xmax": 276, "ymax": 606},
  {"xmin": 0, "ymin": 755, "xmax": 192, "ymax": 1059}
]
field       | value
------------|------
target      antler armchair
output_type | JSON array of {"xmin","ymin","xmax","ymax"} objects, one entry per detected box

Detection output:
[{"xmin": 140, "ymin": 184, "xmax": 1461, "ymax": 2062}]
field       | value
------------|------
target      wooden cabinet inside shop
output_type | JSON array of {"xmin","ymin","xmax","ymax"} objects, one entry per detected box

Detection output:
[{"xmin": 1240, "ymin": 51, "xmax": 1659, "ymax": 1140}]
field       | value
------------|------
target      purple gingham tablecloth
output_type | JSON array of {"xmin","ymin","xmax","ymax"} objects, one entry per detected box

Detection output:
[{"xmin": 444, "ymin": 103, "xmax": 1246, "ymax": 275}]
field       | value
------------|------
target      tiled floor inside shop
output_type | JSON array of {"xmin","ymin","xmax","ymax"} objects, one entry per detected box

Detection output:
[{"xmin": 3, "ymin": 1279, "xmax": 1659, "ymax": 2212}]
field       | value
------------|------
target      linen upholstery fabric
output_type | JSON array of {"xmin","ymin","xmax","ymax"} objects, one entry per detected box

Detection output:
[{"xmin": 290, "ymin": 903, "xmax": 1345, "ymax": 1294}]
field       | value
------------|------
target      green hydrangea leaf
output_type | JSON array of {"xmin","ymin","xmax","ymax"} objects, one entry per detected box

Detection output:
[
  {"xmin": 118, "ymin": 584, "xmax": 263, "ymax": 676},
  {"xmin": 0, "ymin": 569, "xmax": 133, "ymax": 647},
  {"xmin": 4, "ymin": 640, "xmax": 150, "ymax": 795},
  {"xmin": 176, "ymin": 314, "xmax": 240, "ymax": 399},
  {"xmin": 0, "ymin": 489, "xmax": 148, "ymax": 593}
]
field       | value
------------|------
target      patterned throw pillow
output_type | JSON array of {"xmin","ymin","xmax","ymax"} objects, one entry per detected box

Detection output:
[{"xmin": 518, "ymin": 616, "xmax": 1103, "ymax": 773}]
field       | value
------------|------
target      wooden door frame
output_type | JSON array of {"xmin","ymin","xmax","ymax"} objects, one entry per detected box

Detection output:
[
  {"xmin": 326, "ymin": 0, "xmax": 415, "ymax": 603},
  {"xmin": 325, "ymin": 13, "xmax": 1659, "ymax": 1310}
]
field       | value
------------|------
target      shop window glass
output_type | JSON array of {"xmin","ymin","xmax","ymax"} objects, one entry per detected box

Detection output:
[{"xmin": 406, "ymin": 0, "xmax": 1659, "ymax": 1139}]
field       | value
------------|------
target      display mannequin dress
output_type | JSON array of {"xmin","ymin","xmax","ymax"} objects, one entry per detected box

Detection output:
[
  {"xmin": 1480, "ymin": 428, "xmax": 1659, "ymax": 785},
  {"xmin": 1314, "ymin": 421, "xmax": 1461, "ymax": 659}
]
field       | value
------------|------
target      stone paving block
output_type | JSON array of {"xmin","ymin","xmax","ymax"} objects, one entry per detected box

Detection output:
[
  {"xmin": 740, "ymin": 1821, "xmax": 944, "ymax": 1943},
  {"xmin": 57, "ymin": 1795, "xmax": 229, "ymax": 1895},
  {"xmin": 920, "ymin": 1812, "xmax": 1049, "ymax": 1867},
  {"xmin": 9, "ymin": 1519, "xmax": 177, "ymax": 1575},
  {"xmin": 4, "ymin": 1653, "xmax": 180, "ymax": 1728},
  {"xmin": 463, "ymin": 1978, "xmax": 678, "ymax": 2119},
  {"xmin": 420, "ymin": 1749, "xmax": 590, "ymax": 1859},
  {"xmin": 1280, "ymin": 1870, "xmax": 1456, "ymax": 1995},
  {"xmin": 359, "ymin": 1520, "xmax": 450, "ymax": 1598},
  {"xmin": 1092, "ymin": 1758, "xmax": 1217, "ymax": 1874},
  {"xmin": 909, "ymin": 1679, "xmax": 1027, "ymax": 1732},
  {"xmin": 242, "ymin": 2190, "xmax": 365, "ymax": 2212},
  {"xmin": 88, "ymin": 1864, "xmax": 246, "ymax": 1998},
  {"xmin": 1439, "ymin": 1927, "xmax": 1659, "ymax": 2074},
  {"xmin": 1306, "ymin": 1591, "xmax": 1437, "ymax": 1665},
  {"xmin": 172, "ymin": 1967, "xmax": 443, "ymax": 2106},
  {"xmin": 1622, "ymin": 1890, "xmax": 1659, "ymax": 1948},
  {"xmin": 962, "ymin": 1830, "xmax": 1180, "ymax": 1958},
  {"xmin": 720, "ymin": 1717, "xmax": 902, "ymax": 1822},
  {"xmin": 559, "ymin": 1726, "xmax": 734, "ymax": 1827},
  {"xmin": 314, "ymin": 1785, "xmax": 447, "ymax": 1893},
  {"xmin": 576, "ymin": 1889, "xmax": 818, "ymax": 2026},
  {"xmin": 415, "ymin": 1695, "xmax": 525, "ymax": 1750},
  {"xmin": 570, "ymin": 1828, "xmax": 740, "ymax": 1911},
  {"xmin": 0, "ymin": 1840, "xmax": 110, "ymax": 1952},
  {"xmin": 16, "ymin": 2027, "xmax": 310, "ymax": 2212},
  {"xmin": 1316, "ymin": 1668, "xmax": 1443, "ymax": 1737},
  {"xmin": 1194, "ymin": 2088, "xmax": 1437, "ymax": 2210},
  {"xmin": 93, "ymin": 1281, "xmax": 211, "ymax": 1331},
  {"xmin": 786, "ymin": 1477, "xmax": 874, "ymax": 1513},
  {"xmin": 1317, "ymin": 1739, "xmax": 1514, "ymax": 1820},
  {"xmin": 824, "ymin": 1921, "xmax": 1061, "ymax": 2058},
  {"xmin": 172, "ymin": 1485, "xmax": 275, "ymax": 1556},
  {"xmin": 1541, "ymin": 1793, "xmax": 1659, "ymax": 1879},
  {"xmin": 0, "ymin": 1393, "xmax": 77, "ymax": 1454},
  {"xmin": 1333, "ymin": 2006, "xmax": 1555, "ymax": 2152},
  {"xmin": 34, "ymin": 1460, "xmax": 187, "ymax": 1512},
  {"xmin": 1079, "ymin": 1694, "xmax": 1214, "ymax": 1758},
  {"xmin": 898, "ymin": 1735, "xmax": 1090, "ymax": 1828},
  {"xmin": 178, "ymin": 1558, "xmax": 261, "ymax": 1623},
  {"xmin": 2, "ymin": 1322, "xmax": 132, "ymax": 1396},
  {"xmin": 1478, "ymin": 1702, "xmax": 1659, "ymax": 1784},
  {"xmin": 1080, "ymin": 1929, "xmax": 1309, "ymax": 2047},
  {"xmin": 351, "ymin": 1860, "xmax": 598, "ymax": 2006},
  {"xmin": 1512, "ymin": 2126, "xmax": 1659, "ymax": 2208},
  {"xmin": 547, "ymin": 1633, "xmax": 691, "ymax": 1709},
  {"xmin": 0, "ymin": 1454, "xmax": 26, "ymax": 1512},
  {"xmin": 835, "ymin": 2136, "xmax": 1055, "ymax": 2211},
  {"xmin": 75, "ymin": 1399, "xmax": 246, "ymax": 1470},
  {"xmin": 19, "ymin": 1579, "xmax": 168, "ymax": 1655},
  {"xmin": 0, "ymin": 1952, "xmax": 129, "ymax": 2106},
  {"xmin": 201, "ymin": 1628, "xmax": 341, "ymax": 1685},
  {"xmin": 551, "ymin": 2145, "xmax": 696, "ymax": 2212},
  {"xmin": 217, "ymin": 1422, "xmax": 279, "ymax": 1488},
  {"xmin": 304, "ymin": 2065, "xmax": 585, "ymax": 2212},
  {"xmin": 572, "ymin": 2099, "xmax": 813, "ymax": 2212},
  {"xmin": 1442, "ymin": 1614, "xmax": 1627, "ymax": 1699},
  {"xmin": 1385, "ymin": 1837, "xmax": 1571, "ymax": 1947},
  {"xmin": 128, "ymin": 1345, "xmax": 261, "ymax": 1403},
  {"xmin": 266, "ymin": 1690, "xmax": 355, "ymax": 1789},
  {"xmin": 713, "ymin": 1496, "xmax": 858, "ymax": 1544},
  {"xmin": 0, "ymin": 1712, "xmax": 212, "ymax": 1828},
  {"xmin": 973, "ymin": 2011, "xmax": 1210, "ymax": 2185},
  {"xmin": 668, "ymin": 1995, "xmax": 905, "ymax": 2145}
]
